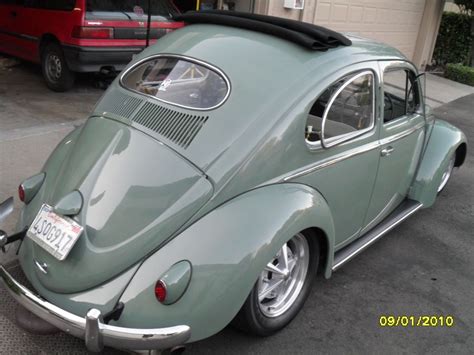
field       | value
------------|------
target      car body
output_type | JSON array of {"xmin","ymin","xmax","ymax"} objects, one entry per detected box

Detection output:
[
  {"xmin": 0, "ymin": 0, "xmax": 183, "ymax": 91},
  {"xmin": 0, "ymin": 11, "xmax": 467, "ymax": 353}
]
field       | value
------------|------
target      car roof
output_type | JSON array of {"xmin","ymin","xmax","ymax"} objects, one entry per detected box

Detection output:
[
  {"xmin": 124, "ymin": 23, "xmax": 408, "ymax": 172},
  {"xmin": 141, "ymin": 23, "xmax": 407, "ymax": 84}
]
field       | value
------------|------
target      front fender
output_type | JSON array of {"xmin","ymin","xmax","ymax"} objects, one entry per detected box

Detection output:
[
  {"xmin": 409, "ymin": 119, "xmax": 467, "ymax": 207},
  {"xmin": 115, "ymin": 183, "xmax": 335, "ymax": 342}
]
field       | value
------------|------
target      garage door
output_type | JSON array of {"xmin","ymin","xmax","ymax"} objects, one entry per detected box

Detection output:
[{"xmin": 266, "ymin": 0, "xmax": 427, "ymax": 60}]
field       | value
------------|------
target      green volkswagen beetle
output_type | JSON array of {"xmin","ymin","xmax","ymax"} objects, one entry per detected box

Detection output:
[{"xmin": 0, "ymin": 11, "xmax": 467, "ymax": 353}]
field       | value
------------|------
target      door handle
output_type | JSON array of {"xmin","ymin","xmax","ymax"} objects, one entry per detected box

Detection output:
[
  {"xmin": 10, "ymin": 11, "xmax": 17, "ymax": 17},
  {"xmin": 381, "ymin": 146, "xmax": 394, "ymax": 157}
]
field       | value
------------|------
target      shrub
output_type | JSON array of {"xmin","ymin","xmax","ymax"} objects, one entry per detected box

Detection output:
[
  {"xmin": 445, "ymin": 63, "xmax": 474, "ymax": 86},
  {"xmin": 433, "ymin": 12, "xmax": 472, "ymax": 66}
]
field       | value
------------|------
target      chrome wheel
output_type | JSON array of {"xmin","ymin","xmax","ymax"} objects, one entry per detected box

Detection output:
[
  {"xmin": 438, "ymin": 155, "xmax": 455, "ymax": 192},
  {"xmin": 257, "ymin": 233, "xmax": 310, "ymax": 318},
  {"xmin": 46, "ymin": 54, "xmax": 62, "ymax": 82}
]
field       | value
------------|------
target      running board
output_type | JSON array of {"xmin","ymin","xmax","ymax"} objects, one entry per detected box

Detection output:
[{"xmin": 332, "ymin": 199, "xmax": 423, "ymax": 271}]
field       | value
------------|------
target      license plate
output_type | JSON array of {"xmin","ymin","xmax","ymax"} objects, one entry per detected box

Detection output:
[{"xmin": 27, "ymin": 204, "xmax": 83, "ymax": 261}]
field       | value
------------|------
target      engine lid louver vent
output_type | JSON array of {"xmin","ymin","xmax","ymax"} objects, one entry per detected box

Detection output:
[
  {"xmin": 132, "ymin": 101, "xmax": 209, "ymax": 149},
  {"xmin": 94, "ymin": 90, "xmax": 143, "ymax": 118}
]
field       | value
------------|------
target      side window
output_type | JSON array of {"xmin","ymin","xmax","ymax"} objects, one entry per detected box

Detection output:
[
  {"xmin": 383, "ymin": 69, "xmax": 420, "ymax": 123},
  {"xmin": 306, "ymin": 71, "xmax": 374, "ymax": 145}
]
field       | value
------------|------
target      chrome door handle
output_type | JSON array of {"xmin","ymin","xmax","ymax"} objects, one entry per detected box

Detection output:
[{"xmin": 381, "ymin": 146, "xmax": 394, "ymax": 157}]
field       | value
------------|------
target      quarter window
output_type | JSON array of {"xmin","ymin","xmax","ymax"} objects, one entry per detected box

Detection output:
[
  {"xmin": 121, "ymin": 56, "xmax": 229, "ymax": 110},
  {"xmin": 383, "ymin": 69, "xmax": 420, "ymax": 123},
  {"xmin": 306, "ymin": 71, "xmax": 374, "ymax": 146}
]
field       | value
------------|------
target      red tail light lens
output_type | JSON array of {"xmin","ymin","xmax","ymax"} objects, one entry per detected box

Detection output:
[
  {"xmin": 18, "ymin": 184, "xmax": 25, "ymax": 202},
  {"xmin": 154, "ymin": 280, "xmax": 167, "ymax": 303},
  {"xmin": 72, "ymin": 26, "xmax": 113, "ymax": 39}
]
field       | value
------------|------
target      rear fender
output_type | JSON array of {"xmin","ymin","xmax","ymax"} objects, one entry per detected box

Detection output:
[
  {"xmin": 409, "ymin": 119, "xmax": 467, "ymax": 207},
  {"xmin": 115, "ymin": 183, "xmax": 335, "ymax": 342},
  {"xmin": 16, "ymin": 126, "xmax": 84, "ymax": 233}
]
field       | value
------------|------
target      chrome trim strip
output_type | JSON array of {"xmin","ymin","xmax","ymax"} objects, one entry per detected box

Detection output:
[
  {"xmin": 284, "ymin": 140, "xmax": 380, "ymax": 181},
  {"xmin": 119, "ymin": 53, "xmax": 231, "ymax": 112},
  {"xmin": 332, "ymin": 201, "xmax": 423, "ymax": 271},
  {"xmin": 380, "ymin": 120, "xmax": 425, "ymax": 146},
  {"xmin": 285, "ymin": 120, "xmax": 425, "ymax": 181},
  {"xmin": 0, "ymin": 265, "xmax": 191, "ymax": 352}
]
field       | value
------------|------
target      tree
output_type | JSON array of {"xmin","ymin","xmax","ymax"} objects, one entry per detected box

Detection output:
[{"xmin": 455, "ymin": 0, "xmax": 474, "ymax": 66}]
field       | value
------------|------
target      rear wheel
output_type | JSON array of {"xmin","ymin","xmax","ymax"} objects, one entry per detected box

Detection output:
[
  {"xmin": 233, "ymin": 231, "xmax": 319, "ymax": 336},
  {"xmin": 41, "ymin": 42, "xmax": 75, "ymax": 92}
]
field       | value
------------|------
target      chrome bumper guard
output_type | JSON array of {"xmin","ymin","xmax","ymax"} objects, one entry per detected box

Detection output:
[{"xmin": 0, "ymin": 265, "xmax": 191, "ymax": 352}]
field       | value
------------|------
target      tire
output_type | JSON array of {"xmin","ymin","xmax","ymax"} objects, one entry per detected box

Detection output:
[
  {"xmin": 437, "ymin": 154, "xmax": 455, "ymax": 194},
  {"xmin": 41, "ymin": 42, "xmax": 75, "ymax": 92},
  {"xmin": 233, "ymin": 231, "xmax": 319, "ymax": 336}
]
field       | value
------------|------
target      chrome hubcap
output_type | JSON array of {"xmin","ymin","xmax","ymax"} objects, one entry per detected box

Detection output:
[
  {"xmin": 257, "ymin": 233, "xmax": 310, "ymax": 318},
  {"xmin": 438, "ymin": 155, "xmax": 455, "ymax": 192},
  {"xmin": 46, "ymin": 54, "xmax": 62, "ymax": 82}
]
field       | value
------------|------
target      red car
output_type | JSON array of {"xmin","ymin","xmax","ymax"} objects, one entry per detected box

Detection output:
[{"xmin": 0, "ymin": 0, "xmax": 183, "ymax": 91}]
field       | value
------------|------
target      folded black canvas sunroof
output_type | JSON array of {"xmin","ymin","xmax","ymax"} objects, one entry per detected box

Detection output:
[{"xmin": 174, "ymin": 10, "xmax": 352, "ymax": 51}]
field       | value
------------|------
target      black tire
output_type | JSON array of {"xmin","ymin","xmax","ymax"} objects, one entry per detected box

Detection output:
[
  {"xmin": 233, "ymin": 231, "xmax": 320, "ymax": 336},
  {"xmin": 41, "ymin": 42, "xmax": 75, "ymax": 92}
]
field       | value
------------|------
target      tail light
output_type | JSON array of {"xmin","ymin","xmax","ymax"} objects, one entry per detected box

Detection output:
[
  {"xmin": 72, "ymin": 26, "xmax": 114, "ymax": 39},
  {"xmin": 154, "ymin": 280, "xmax": 167, "ymax": 303},
  {"xmin": 18, "ymin": 173, "xmax": 46, "ymax": 204},
  {"xmin": 18, "ymin": 184, "xmax": 25, "ymax": 202}
]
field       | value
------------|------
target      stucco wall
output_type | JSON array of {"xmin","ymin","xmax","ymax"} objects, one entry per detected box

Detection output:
[{"xmin": 257, "ymin": 0, "xmax": 428, "ymax": 60}]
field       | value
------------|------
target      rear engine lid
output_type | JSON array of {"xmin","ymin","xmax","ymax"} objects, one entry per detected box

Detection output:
[{"xmin": 29, "ymin": 117, "xmax": 213, "ymax": 293}]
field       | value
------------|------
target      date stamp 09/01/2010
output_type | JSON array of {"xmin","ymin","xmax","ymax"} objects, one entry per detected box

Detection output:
[{"xmin": 379, "ymin": 315, "xmax": 454, "ymax": 328}]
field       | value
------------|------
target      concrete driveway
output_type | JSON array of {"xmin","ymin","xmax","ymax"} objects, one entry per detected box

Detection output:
[{"xmin": 0, "ymin": 61, "xmax": 473, "ymax": 354}]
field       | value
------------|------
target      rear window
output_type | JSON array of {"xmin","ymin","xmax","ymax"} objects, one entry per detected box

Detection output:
[
  {"xmin": 86, "ymin": 0, "xmax": 178, "ymax": 20},
  {"xmin": 121, "ymin": 56, "xmax": 230, "ymax": 110},
  {"xmin": 24, "ymin": 0, "xmax": 75, "ymax": 10}
]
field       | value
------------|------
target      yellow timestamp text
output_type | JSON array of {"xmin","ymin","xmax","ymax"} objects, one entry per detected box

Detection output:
[{"xmin": 379, "ymin": 315, "xmax": 454, "ymax": 327}]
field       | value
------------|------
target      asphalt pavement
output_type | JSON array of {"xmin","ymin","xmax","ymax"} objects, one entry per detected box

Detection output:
[{"xmin": 0, "ymin": 60, "xmax": 473, "ymax": 354}]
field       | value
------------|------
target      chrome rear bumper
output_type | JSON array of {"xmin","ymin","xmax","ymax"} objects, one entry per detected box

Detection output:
[{"xmin": 0, "ymin": 265, "xmax": 191, "ymax": 352}]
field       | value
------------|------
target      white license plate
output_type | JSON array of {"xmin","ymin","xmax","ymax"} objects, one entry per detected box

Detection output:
[{"xmin": 27, "ymin": 204, "xmax": 83, "ymax": 261}]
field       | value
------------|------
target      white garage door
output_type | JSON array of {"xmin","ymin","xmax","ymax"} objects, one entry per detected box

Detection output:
[{"xmin": 266, "ymin": 0, "xmax": 427, "ymax": 60}]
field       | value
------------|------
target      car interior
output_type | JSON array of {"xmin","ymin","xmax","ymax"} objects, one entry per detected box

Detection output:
[
  {"xmin": 122, "ymin": 58, "xmax": 228, "ymax": 109},
  {"xmin": 306, "ymin": 73, "xmax": 373, "ymax": 143}
]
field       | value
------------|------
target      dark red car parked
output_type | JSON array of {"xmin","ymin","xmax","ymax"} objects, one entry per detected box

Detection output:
[{"xmin": 0, "ymin": 0, "xmax": 183, "ymax": 91}]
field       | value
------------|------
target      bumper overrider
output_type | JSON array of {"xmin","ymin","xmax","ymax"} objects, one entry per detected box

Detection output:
[{"xmin": 0, "ymin": 265, "xmax": 191, "ymax": 352}]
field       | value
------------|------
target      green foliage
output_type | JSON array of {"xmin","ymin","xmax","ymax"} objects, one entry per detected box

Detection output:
[
  {"xmin": 433, "ymin": 12, "xmax": 472, "ymax": 66},
  {"xmin": 445, "ymin": 63, "xmax": 474, "ymax": 86}
]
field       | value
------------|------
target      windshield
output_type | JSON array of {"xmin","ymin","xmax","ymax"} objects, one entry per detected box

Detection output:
[
  {"xmin": 121, "ymin": 56, "xmax": 230, "ymax": 110},
  {"xmin": 85, "ymin": 0, "xmax": 179, "ymax": 20}
]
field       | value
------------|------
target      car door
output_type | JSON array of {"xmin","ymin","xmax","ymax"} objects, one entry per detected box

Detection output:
[
  {"xmin": 293, "ymin": 64, "xmax": 380, "ymax": 248},
  {"xmin": 361, "ymin": 61, "xmax": 425, "ymax": 233}
]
